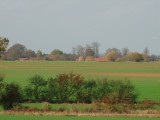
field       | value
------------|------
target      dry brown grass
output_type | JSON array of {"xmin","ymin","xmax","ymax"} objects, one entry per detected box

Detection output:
[{"xmin": 0, "ymin": 109, "xmax": 160, "ymax": 118}]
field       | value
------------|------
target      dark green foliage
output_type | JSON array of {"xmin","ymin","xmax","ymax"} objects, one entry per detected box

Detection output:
[
  {"xmin": 0, "ymin": 74, "xmax": 5, "ymax": 101},
  {"xmin": 47, "ymin": 77, "xmax": 58, "ymax": 102},
  {"xmin": 23, "ymin": 73, "xmax": 138, "ymax": 104},
  {"xmin": 25, "ymin": 74, "xmax": 47, "ymax": 102},
  {"xmin": 96, "ymin": 79, "xmax": 138, "ymax": 104},
  {"xmin": 0, "ymin": 74, "xmax": 5, "ymax": 87},
  {"xmin": 0, "ymin": 72, "xmax": 138, "ymax": 105},
  {"xmin": 77, "ymin": 80, "xmax": 97, "ymax": 103},
  {"xmin": 76, "ymin": 79, "xmax": 138, "ymax": 104},
  {"xmin": 51, "ymin": 49, "xmax": 63, "ymax": 55},
  {"xmin": 1, "ymin": 83, "xmax": 21, "ymax": 110}
]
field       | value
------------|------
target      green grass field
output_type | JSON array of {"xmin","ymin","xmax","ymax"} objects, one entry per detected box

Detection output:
[
  {"xmin": 0, "ymin": 115, "xmax": 159, "ymax": 120},
  {"xmin": 0, "ymin": 61, "xmax": 160, "ymax": 101}
]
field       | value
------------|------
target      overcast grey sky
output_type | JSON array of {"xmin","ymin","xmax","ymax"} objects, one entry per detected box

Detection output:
[{"xmin": 0, "ymin": 0, "xmax": 160, "ymax": 55}]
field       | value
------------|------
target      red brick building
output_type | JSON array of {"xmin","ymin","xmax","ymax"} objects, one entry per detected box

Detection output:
[{"xmin": 94, "ymin": 58, "xmax": 109, "ymax": 62}]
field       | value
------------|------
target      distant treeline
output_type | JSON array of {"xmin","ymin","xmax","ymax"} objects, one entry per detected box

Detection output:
[
  {"xmin": 0, "ymin": 72, "xmax": 138, "ymax": 110},
  {"xmin": 0, "ymin": 36, "xmax": 160, "ymax": 62}
]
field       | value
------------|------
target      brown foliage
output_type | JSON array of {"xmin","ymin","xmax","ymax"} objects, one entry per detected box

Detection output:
[{"xmin": 54, "ymin": 72, "xmax": 84, "ymax": 102}]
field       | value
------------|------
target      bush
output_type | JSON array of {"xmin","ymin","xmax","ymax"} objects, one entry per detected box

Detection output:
[
  {"xmin": 56, "ymin": 106, "xmax": 68, "ymax": 112},
  {"xmin": 76, "ymin": 80, "xmax": 97, "ymax": 103},
  {"xmin": 96, "ymin": 79, "xmax": 138, "ymax": 104},
  {"xmin": 42, "ymin": 102, "xmax": 51, "ymax": 111},
  {"xmin": 53, "ymin": 72, "xmax": 84, "ymax": 103},
  {"xmin": 0, "ymin": 74, "xmax": 5, "ymax": 101},
  {"xmin": 25, "ymin": 74, "xmax": 47, "ymax": 102},
  {"xmin": 138, "ymin": 99, "xmax": 155, "ymax": 110},
  {"xmin": 1, "ymin": 83, "xmax": 22, "ymax": 110},
  {"xmin": 23, "ymin": 73, "xmax": 138, "ymax": 104}
]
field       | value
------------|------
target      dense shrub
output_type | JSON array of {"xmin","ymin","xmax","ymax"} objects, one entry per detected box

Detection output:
[
  {"xmin": 76, "ymin": 80, "xmax": 97, "ymax": 103},
  {"xmin": 100, "ymin": 80, "xmax": 138, "ymax": 104},
  {"xmin": 1, "ymin": 72, "xmax": 138, "ymax": 106},
  {"xmin": 52, "ymin": 72, "xmax": 84, "ymax": 103},
  {"xmin": 23, "ymin": 73, "xmax": 138, "ymax": 104},
  {"xmin": 46, "ymin": 77, "xmax": 58, "ymax": 102},
  {"xmin": 1, "ymin": 83, "xmax": 22, "ymax": 110},
  {"xmin": 25, "ymin": 74, "xmax": 47, "ymax": 102},
  {"xmin": 42, "ymin": 102, "xmax": 52, "ymax": 111},
  {"xmin": 0, "ymin": 74, "xmax": 5, "ymax": 101}
]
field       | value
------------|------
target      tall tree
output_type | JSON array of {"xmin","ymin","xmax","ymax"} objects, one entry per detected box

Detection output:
[
  {"xmin": 143, "ymin": 47, "xmax": 149, "ymax": 62},
  {"xmin": 143, "ymin": 47, "xmax": 149, "ymax": 55},
  {"xmin": 122, "ymin": 47, "xmax": 129, "ymax": 56},
  {"xmin": 25, "ymin": 75, "xmax": 47, "ymax": 102},
  {"xmin": 85, "ymin": 45, "xmax": 95, "ymax": 57},
  {"xmin": 123, "ymin": 52, "xmax": 144, "ymax": 62},
  {"xmin": 106, "ymin": 48, "xmax": 121, "ymax": 57},
  {"xmin": 133, "ymin": 52, "xmax": 144, "ymax": 62},
  {"xmin": 76, "ymin": 45, "xmax": 85, "ymax": 57},
  {"xmin": 6, "ymin": 43, "xmax": 26, "ymax": 60},
  {"xmin": 36, "ymin": 50, "xmax": 42, "ymax": 58},
  {"xmin": 72, "ymin": 47, "xmax": 76, "ymax": 56},
  {"xmin": 51, "ymin": 49, "xmax": 63, "ymax": 55},
  {"xmin": 0, "ymin": 37, "xmax": 9, "ymax": 58},
  {"xmin": 91, "ymin": 42, "xmax": 100, "ymax": 58},
  {"xmin": 1, "ymin": 83, "xmax": 21, "ymax": 110},
  {"xmin": 53, "ymin": 72, "xmax": 84, "ymax": 102},
  {"xmin": 23, "ymin": 49, "xmax": 36, "ymax": 58},
  {"xmin": 105, "ymin": 50, "xmax": 118, "ymax": 61}
]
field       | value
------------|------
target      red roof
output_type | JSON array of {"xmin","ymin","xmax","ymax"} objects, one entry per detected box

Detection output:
[
  {"xmin": 19, "ymin": 58, "xmax": 29, "ymax": 61},
  {"xmin": 94, "ymin": 58, "xmax": 109, "ymax": 62}
]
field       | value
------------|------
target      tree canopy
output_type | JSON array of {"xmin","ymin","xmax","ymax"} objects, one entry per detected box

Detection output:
[
  {"xmin": 6, "ymin": 43, "xmax": 26, "ymax": 60},
  {"xmin": 0, "ymin": 37, "xmax": 9, "ymax": 58},
  {"xmin": 105, "ymin": 50, "xmax": 119, "ymax": 61},
  {"xmin": 36, "ymin": 50, "xmax": 42, "ymax": 58},
  {"xmin": 51, "ymin": 49, "xmax": 63, "ymax": 56}
]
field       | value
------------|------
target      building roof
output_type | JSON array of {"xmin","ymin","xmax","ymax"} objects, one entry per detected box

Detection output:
[
  {"xmin": 94, "ymin": 58, "xmax": 109, "ymax": 62},
  {"xmin": 18, "ymin": 58, "xmax": 29, "ymax": 61}
]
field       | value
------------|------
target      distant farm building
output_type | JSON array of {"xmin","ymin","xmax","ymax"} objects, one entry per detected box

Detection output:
[
  {"xmin": 94, "ymin": 58, "xmax": 109, "ymax": 62},
  {"xmin": 19, "ymin": 58, "xmax": 29, "ymax": 61},
  {"xmin": 78, "ymin": 56, "xmax": 85, "ymax": 61}
]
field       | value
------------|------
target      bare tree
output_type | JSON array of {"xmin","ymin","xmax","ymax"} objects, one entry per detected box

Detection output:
[
  {"xmin": 72, "ymin": 47, "xmax": 76, "ymax": 56},
  {"xmin": 85, "ymin": 45, "xmax": 95, "ymax": 57},
  {"xmin": 143, "ymin": 47, "xmax": 149, "ymax": 55},
  {"xmin": 23, "ymin": 49, "xmax": 36, "ymax": 58},
  {"xmin": 91, "ymin": 42, "xmax": 100, "ymax": 58},
  {"xmin": 122, "ymin": 47, "xmax": 129, "ymax": 56},
  {"xmin": 76, "ymin": 45, "xmax": 85, "ymax": 57}
]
